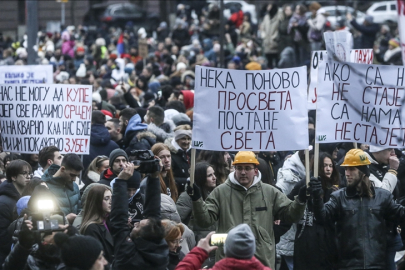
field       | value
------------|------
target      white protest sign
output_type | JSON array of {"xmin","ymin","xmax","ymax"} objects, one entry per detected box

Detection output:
[
  {"xmin": 397, "ymin": 0, "xmax": 405, "ymax": 64},
  {"xmin": 193, "ymin": 66, "xmax": 309, "ymax": 151},
  {"xmin": 0, "ymin": 84, "xmax": 92, "ymax": 154},
  {"xmin": 308, "ymin": 49, "xmax": 374, "ymax": 109},
  {"xmin": 0, "ymin": 65, "xmax": 53, "ymax": 84},
  {"xmin": 324, "ymin": 31, "xmax": 352, "ymax": 62},
  {"xmin": 316, "ymin": 61, "xmax": 405, "ymax": 147}
]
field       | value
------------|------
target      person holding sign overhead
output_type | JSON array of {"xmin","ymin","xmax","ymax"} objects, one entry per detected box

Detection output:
[{"xmin": 188, "ymin": 151, "xmax": 307, "ymax": 269}]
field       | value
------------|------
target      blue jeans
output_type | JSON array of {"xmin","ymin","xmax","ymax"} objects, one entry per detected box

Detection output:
[{"xmin": 386, "ymin": 232, "xmax": 403, "ymax": 270}]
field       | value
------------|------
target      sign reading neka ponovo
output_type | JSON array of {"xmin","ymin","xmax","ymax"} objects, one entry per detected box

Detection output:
[{"xmin": 193, "ymin": 66, "xmax": 309, "ymax": 151}]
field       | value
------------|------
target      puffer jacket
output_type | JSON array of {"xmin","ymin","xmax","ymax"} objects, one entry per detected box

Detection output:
[
  {"xmin": 41, "ymin": 164, "xmax": 80, "ymax": 215},
  {"xmin": 313, "ymin": 186, "xmax": 405, "ymax": 270},
  {"xmin": 176, "ymin": 247, "xmax": 272, "ymax": 270},
  {"xmin": 192, "ymin": 172, "xmax": 305, "ymax": 269}
]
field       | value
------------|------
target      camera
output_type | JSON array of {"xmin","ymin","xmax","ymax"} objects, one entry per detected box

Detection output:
[
  {"xmin": 130, "ymin": 150, "xmax": 161, "ymax": 174},
  {"xmin": 29, "ymin": 199, "xmax": 66, "ymax": 232}
]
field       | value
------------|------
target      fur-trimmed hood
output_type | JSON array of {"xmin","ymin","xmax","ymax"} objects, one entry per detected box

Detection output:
[
  {"xmin": 147, "ymin": 122, "xmax": 174, "ymax": 143},
  {"xmin": 87, "ymin": 170, "xmax": 100, "ymax": 183},
  {"xmin": 164, "ymin": 137, "xmax": 178, "ymax": 153}
]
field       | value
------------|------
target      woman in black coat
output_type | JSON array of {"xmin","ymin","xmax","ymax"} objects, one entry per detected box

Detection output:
[
  {"xmin": 79, "ymin": 185, "xmax": 114, "ymax": 264},
  {"xmin": 165, "ymin": 125, "xmax": 192, "ymax": 194},
  {"xmin": 289, "ymin": 152, "xmax": 339, "ymax": 270}
]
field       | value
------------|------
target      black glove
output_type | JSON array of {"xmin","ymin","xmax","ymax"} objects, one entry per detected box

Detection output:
[
  {"xmin": 187, "ymin": 183, "xmax": 201, "ymax": 201},
  {"xmin": 18, "ymin": 220, "xmax": 36, "ymax": 249},
  {"xmin": 298, "ymin": 184, "xmax": 308, "ymax": 202},
  {"xmin": 308, "ymin": 176, "xmax": 324, "ymax": 199}
]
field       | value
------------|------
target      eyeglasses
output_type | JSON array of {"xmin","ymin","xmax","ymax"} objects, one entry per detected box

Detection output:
[
  {"xmin": 235, "ymin": 166, "xmax": 254, "ymax": 172},
  {"xmin": 19, "ymin": 172, "xmax": 33, "ymax": 178},
  {"xmin": 169, "ymin": 238, "xmax": 183, "ymax": 245}
]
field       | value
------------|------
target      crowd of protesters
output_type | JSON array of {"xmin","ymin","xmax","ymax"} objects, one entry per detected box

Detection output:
[{"xmin": 0, "ymin": 1, "xmax": 405, "ymax": 270}]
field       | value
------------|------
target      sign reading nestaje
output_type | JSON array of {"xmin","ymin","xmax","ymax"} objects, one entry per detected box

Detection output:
[
  {"xmin": 308, "ymin": 49, "xmax": 373, "ymax": 109},
  {"xmin": 0, "ymin": 65, "xmax": 53, "ymax": 84},
  {"xmin": 192, "ymin": 66, "xmax": 309, "ymax": 151},
  {"xmin": 0, "ymin": 84, "xmax": 92, "ymax": 154},
  {"xmin": 316, "ymin": 60, "xmax": 405, "ymax": 147}
]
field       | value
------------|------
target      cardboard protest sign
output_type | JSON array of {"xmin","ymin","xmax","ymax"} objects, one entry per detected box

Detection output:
[
  {"xmin": 316, "ymin": 61, "xmax": 405, "ymax": 147},
  {"xmin": 192, "ymin": 66, "xmax": 309, "ymax": 151},
  {"xmin": 308, "ymin": 49, "xmax": 373, "ymax": 109},
  {"xmin": 0, "ymin": 84, "xmax": 92, "ymax": 154},
  {"xmin": 0, "ymin": 65, "xmax": 53, "ymax": 84}
]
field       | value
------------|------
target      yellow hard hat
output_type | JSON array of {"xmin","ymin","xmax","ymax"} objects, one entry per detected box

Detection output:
[
  {"xmin": 232, "ymin": 151, "xmax": 259, "ymax": 165},
  {"xmin": 341, "ymin": 149, "xmax": 371, "ymax": 167}
]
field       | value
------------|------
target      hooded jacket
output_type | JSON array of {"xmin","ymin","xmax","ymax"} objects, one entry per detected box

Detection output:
[
  {"xmin": 176, "ymin": 247, "xmax": 272, "ymax": 270},
  {"xmin": 82, "ymin": 124, "xmax": 119, "ymax": 170},
  {"xmin": 41, "ymin": 164, "xmax": 80, "ymax": 215},
  {"xmin": 192, "ymin": 172, "xmax": 305, "ymax": 268},
  {"xmin": 180, "ymin": 90, "xmax": 194, "ymax": 110},
  {"xmin": 147, "ymin": 122, "xmax": 174, "ymax": 143},
  {"xmin": 0, "ymin": 181, "xmax": 21, "ymax": 257}
]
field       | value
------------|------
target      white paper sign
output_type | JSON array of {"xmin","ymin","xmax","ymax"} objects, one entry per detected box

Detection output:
[
  {"xmin": 0, "ymin": 65, "xmax": 53, "ymax": 84},
  {"xmin": 0, "ymin": 84, "xmax": 92, "ymax": 154},
  {"xmin": 308, "ymin": 49, "xmax": 374, "ymax": 109},
  {"xmin": 193, "ymin": 66, "xmax": 309, "ymax": 151},
  {"xmin": 324, "ymin": 31, "xmax": 352, "ymax": 62},
  {"xmin": 316, "ymin": 61, "xmax": 405, "ymax": 147}
]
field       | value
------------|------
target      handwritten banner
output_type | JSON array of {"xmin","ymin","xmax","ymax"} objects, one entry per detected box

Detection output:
[
  {"xmin": 192, "ymin": 66, "xmax": 309, "ymax": 151},
  {"xmin": 308, "ymin": 49, "xmax": 374, "ymax": 109},
  {"xmin": 0, "ymin": 65, "xmax": 53, "ymax": 84},
  {"xmin": 316, "ymin": 61, "xmax": 405, "ymax": 147},
  {"xmin": 0, "ymin": 84, "xmax": 92, "ymax": 154}
]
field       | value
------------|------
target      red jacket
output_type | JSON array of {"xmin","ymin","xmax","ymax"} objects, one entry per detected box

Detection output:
[
  {"xmin": 230, "ymin": 10, "xmax": 244, "ymax": 28},
  {"xmin": 175, "ymin": 247, "xmax": 272, "ymax": 270}
]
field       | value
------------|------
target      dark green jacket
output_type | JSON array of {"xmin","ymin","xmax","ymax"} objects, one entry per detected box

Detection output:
[
  {"xmin": 192, "ymin": 175, "xmax": 306, "ymax": 269},
  {"xmin": 42, "ymin": 164, "xmax": 80, "ymax": 215}
]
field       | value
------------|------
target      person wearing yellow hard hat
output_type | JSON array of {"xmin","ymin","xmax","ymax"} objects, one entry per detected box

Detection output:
[
  {"xmin": 309, "ymin": 148, "xmax": 405, "ymax": 270},
  {"xmin": 187, "ymin": 151, "xmax": 307, "ymax": 269}
]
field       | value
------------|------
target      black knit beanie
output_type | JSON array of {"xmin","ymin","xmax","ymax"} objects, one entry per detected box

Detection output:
[
  {"xmin": 54, "ymin": 233, "xmax": 102, "ymax": 270},
  {"xmin": 109, "ymin": 149, "xmax": 128, "ymax": 168}
]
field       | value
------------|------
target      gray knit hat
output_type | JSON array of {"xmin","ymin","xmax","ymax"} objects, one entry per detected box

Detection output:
[
  {"xmin": 224, "ymin": 224, "xmax": 256, "ymax": 259},
  {"xmin": 109, "ymin": 149, "xmax": 128, "ymax": 168}
]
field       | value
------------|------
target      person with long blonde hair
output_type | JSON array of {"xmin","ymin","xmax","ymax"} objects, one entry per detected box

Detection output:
[{"xmin": 80, "ymin": 185, "xmax": 114, "ymax": 264}]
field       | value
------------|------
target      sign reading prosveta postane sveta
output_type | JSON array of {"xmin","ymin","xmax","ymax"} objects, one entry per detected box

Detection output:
[{"xmin": 193, "ymin": 65, "xmax": 309, "ymax": 152}]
